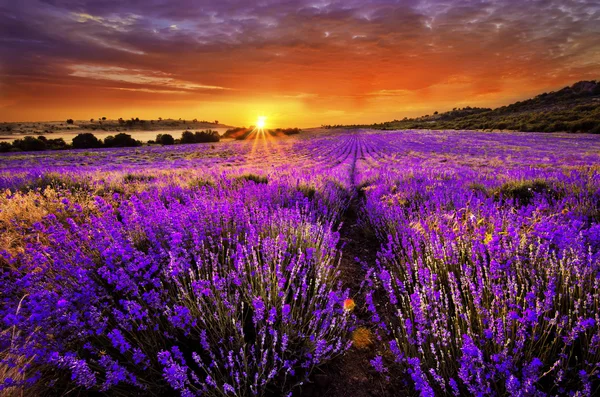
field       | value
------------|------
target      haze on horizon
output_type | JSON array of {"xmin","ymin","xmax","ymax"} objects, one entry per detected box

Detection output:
[{"xmin": 1, "ymin": 0, "xmax": 599, "ymax": 127}]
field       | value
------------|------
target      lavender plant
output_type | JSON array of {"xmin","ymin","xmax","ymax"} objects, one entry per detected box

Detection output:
[
  {"xmin": 2, "ymin": 130, "xmax": 600, "ymax": 396},
  {"xmin": 1, "ymin": 177, "xmax": 353, "ymax": 395}
]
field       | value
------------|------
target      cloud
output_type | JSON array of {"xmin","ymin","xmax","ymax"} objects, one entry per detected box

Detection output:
[
  {"xmin": 69, "ymin": 65, "xmax": 230, "ymax": 90},
  {"xmin": 0, "ymin": 0, "xmax": 598, "ymax": 124}
]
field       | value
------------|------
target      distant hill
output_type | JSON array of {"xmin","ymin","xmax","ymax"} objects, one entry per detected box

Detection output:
[{"xmin": 332, "ymin": 80, "xmax": 600, "ymax": 133}]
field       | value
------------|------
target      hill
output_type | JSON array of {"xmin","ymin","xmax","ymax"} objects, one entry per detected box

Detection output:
[{"xmin": 333, "ymin": 80, "xmax": 600, "ymax": 133}]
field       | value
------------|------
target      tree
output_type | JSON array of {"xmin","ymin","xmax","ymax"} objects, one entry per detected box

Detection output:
[
  {"xmin": 90, "ymin": 118, "xmax": 94, "ymax": 122},
  {"xmin": 12, "ymin": 136, "xmax": 46, "ymax": 151},
  {"xmin": 194, "ymin": 130, "xmax": 220, "ymax": 143},
  {"xmin": 0, "ymin": 142, "xmax": 12, "ymax": 152},
  {"xmin": 156, "ymin": 133, "xmax": 175, "ymax": 145},
  {"xmin": 47, "ymin": 138, "xmax": 69, "ymax": 150},
  {"xmin": 72, "ymin": 133, "xmax": 102, "ymax": 149},
  {"xmin": 102, "ymin": 117, "xmax": 107, "ymax": 121},
  {"xmin": 180, "ymin": 131, "xmax": 196, "ymax": 144},
  {"xmin": 214, "ymin": 120, "xmax": 219, "ymax": 124},
  {"xmin": 104, "ymin": 133, "xmax": 141, "ymax": 148},
  {"xmin": 66, "ymin": 119, "xmax": 74, "ymax": 125}
]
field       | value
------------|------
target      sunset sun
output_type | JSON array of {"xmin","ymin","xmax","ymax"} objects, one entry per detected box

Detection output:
[{"xmin": 256, "ymin": 116, "xmax": 267, "ymax": 129}]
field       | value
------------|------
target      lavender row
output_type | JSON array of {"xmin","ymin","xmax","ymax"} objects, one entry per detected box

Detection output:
[
  {"xmin": 357, "ymin": 131, "xmax": 600, "ymax": 395},
  {"xmin": 0, "ymin": 155, "xmax": 354, "ymax": 396}
]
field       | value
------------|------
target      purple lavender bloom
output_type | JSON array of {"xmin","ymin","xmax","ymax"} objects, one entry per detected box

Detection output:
[
  {"xmin": 370, "ymin": 356, "xmax": 387, "ymax": 373},
  {"xmin": 107, "ymin": 329, "xmax": 131, "ymax": 354}
]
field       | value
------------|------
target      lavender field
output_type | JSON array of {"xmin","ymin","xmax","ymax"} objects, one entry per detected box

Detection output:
[{"xmin": 1, "ymin": 129, "xmax": 600, "ymax": 396}]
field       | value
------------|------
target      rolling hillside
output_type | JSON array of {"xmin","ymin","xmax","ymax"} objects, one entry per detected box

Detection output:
[{"xmin": 337, "ymin": 81, "xmax": 600, "ymax": 133}]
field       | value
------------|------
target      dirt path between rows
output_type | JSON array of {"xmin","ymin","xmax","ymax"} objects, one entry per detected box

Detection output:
[{"xmin": 299, "ymin": 152, "xmax": 398, "ymax": 397}]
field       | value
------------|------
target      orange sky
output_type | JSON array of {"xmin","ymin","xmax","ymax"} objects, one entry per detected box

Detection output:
[{"xmin": 1, "ymin": 0, "xmax": 599, "ymax": 127}]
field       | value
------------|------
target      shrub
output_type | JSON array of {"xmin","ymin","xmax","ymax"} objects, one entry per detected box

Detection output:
[
  {"xmin": 73, "ymin": 133, "xmax": 102, "ymax": 149},
  {"xmin": 180, "ymin": 130, "xmax": 220, "ymax": 144},
  {"xmin": 123, "ymin": 173, "xmax": 156, "ymax": 183},
  {"xmin": 156, "ymin": 134, "xmax": 175, "ymax": 145},
  {"xmin": 46, "ymin": 138, "xmax": 69, "ymax": 150},
  {"xmin": 0, "ymin": 141, "xmax": 13, "ymax": 152},
  {"xmin": 495, "ymin": 179, "xmax": 557, "ymax": 205},
  {"xmin": 237, "ymin": 174, "xmax": 269, "ymax": 184},
  {"xmin": 104, "ymin": 133, "xmax": 141, "ymax": 148},
  {"xmin": 194, "ymin": 130, "xmax": 220, "ymax": 143},
  {"xmin": 180, "ymin": 131, "xmax": 196, "ymax": 144},
  {"xmin": 11, "ymin": 136, "xmax": 47, "ymax": 151}
]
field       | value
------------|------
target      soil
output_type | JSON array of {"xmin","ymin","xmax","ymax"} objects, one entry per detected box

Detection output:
[{"xmin": 298, "ymin": 199, "xmax": 405, "ymax": 397}]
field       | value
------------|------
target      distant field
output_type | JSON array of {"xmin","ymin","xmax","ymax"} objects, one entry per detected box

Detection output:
[{"xmin": 1, "ymin": 129, "xmax": 599, "ymax": 396}]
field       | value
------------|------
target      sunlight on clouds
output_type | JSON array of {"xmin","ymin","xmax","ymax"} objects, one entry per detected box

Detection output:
[
  {"xmin": 69, "ymin": 65, "xmax": 230, "ymax": 91},
  {"xmin": 110, "ymin": 87, "xmax": 191, "ymax": 94},
  {"xmin": 71, "ymin": 12, "xmax": 141, "ymax": 31},
  {"xmin": 277, "ymin": 93, "xmax": 318, "ymax": 99}
]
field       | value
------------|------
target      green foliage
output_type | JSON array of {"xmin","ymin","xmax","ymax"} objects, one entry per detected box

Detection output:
[
  {"xmin": 22, "ymin": 172, "xmax": 91, "ymax": 193},
  {"xmin": 274, "ymin": 127, "xmax": 302, "ymax": 135},
  {"xmin": 296, "ymin": 184, "xmax": 317, "ymax": 199},
  {"xmin": 188, "ymin": 177, "xmax": 216, "ymax": 190},
  {"xmin": 1, "ymin": 136, "xmax": 70, "ymax": 152},
  {"xmin": 156, "ymin": 133, "xmax": 175, "ymax": 145},
  {"xmin": 73, "ymin": 133, "xmax": 102, "ymax": 149},
  {"xmin": 123, "ymin": 173, "xmax": 156, "ymax": 184},
  {"xmin": 342, "ymin": 81, "xmax": 600, "ymax": 133},
  {"xmin": 494, "ymin": 179, "xmax": 558, "ymax": 205},
  {"xmin": 104, "ymin": 133, "xmax": 141, "ymax": 148},
  {"xmin": 12, "ymin": 136, "xmax": 47, "ymax": 151},
  {"xmin": 236, "ymin": 173, "xmax": 269, "ymax": 184},
  {"xmin": 181, "ymin": 130, "xmax": 220, "ymax": 144}
]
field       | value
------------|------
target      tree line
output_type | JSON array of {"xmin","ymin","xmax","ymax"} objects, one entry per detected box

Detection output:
[{"xmin": 0, "ymin": 130, "xmax": 221, "ymax": 153}]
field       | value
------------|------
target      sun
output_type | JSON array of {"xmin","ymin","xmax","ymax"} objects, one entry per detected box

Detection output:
[{"xmin": 256, "ymin": 116, "xmax": 266, "ymax": 129}]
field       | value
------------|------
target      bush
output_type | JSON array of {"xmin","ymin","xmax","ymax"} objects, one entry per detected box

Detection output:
[
  {"xmin": 495, "ymin": 179, "xmax": 558, "ymax": 205},
  {"xmin": 194, "ymin": 130, "xmax": 220, "ymax": 143},
  {"xmin": 180, "ymin": 131, "xmax": 196, "ymax": 144},
  {"xmin": 0, "ymin": 141, "xmax": 12, "ymax": 152},
  {"xmin": 72, "ymin": 133, "xmax": 102, "ymax": 149},
  {"xmin": 104, "ymin": 133, "xmax": 141, "ymax": 148},
  {"xmin": 12, "ymin": 136, "xmax": 47, "ymax": 151},
  {"xmin": 156, "ymin": 134, "xmax": 175, "ymax": 145},
  {"xmin": 237, "ymin": 173, "xmax": 269, "ymax": 184},
  {"xmin": 180, "ymin": 130, "xmax": 220, "ymax": 144},
  {"xmin": 46, "ymin": 138, "xmax": 69, "ymax": 150}
]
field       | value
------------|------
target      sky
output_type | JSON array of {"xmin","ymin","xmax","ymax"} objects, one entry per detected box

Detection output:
[{"xmin": 0, "ymin": 0, "xmax": 599, "ymax": 127}]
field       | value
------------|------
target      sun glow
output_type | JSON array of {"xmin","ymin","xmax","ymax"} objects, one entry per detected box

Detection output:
[{"xmin": 256, "ymin": 116, "xmax": 267, "ymax": 129}]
